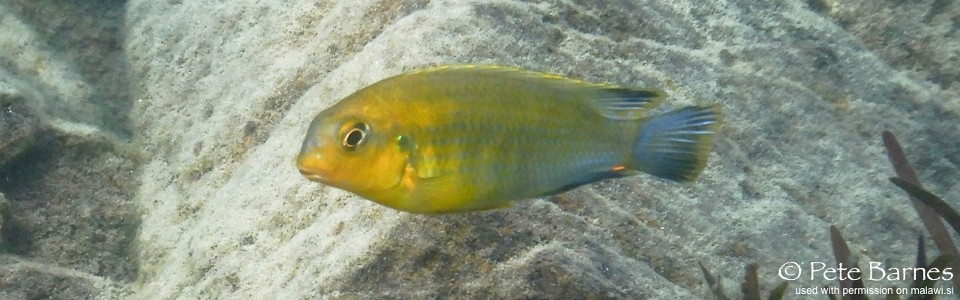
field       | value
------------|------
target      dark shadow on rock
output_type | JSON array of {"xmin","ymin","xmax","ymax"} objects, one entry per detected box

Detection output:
[
  {"xmin": 0, "ymin": 0, "xmax": 141, "ymax": 297},
  {"xmin": 320, "ymin": 201, "xmax": 668, "ymax": 299},
  {"xmin": 0, "ymin": 133, "xmax": 141, "ymax": 282},
  {"xmin": 3, "ymin": 0, "xmax": 134, "ymax": 137}
]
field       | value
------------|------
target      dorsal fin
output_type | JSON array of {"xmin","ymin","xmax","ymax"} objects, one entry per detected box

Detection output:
[
  {"xmin": 591, "ymin": 87, "xmax": 666, "ymax": 120},
  {"xmin": 408, "ymin": 65, "xmax": 666, "ymax": 120}
]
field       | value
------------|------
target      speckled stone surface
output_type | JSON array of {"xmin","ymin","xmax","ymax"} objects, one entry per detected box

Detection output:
[
  {"xmin": 121, "ymin": 0, "xmax": 960, "ymax": 298},
  {"xmin": 0, "ymin": 1, "xmax": 136, "ymax": 299}
]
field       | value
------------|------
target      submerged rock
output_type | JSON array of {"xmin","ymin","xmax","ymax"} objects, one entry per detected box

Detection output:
[
  {"xmin": 0, "ymin": 192, "xmax": 7, "ymax": 251},
  {"xmin": 0, "ymin": 1, "xmax": 138, "ymax": 298},
  {"xmin": 122, "ymin": 0, "xmax": 958, "ymax": 298},
  {"xmin": 0, "ymin": 80, "xmax": 45, "ymax": 167}
]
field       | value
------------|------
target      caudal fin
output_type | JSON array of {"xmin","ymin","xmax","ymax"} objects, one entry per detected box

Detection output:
[{"xmin": 633, "ymin": 104, "xmax": 721, "ymax": 182}]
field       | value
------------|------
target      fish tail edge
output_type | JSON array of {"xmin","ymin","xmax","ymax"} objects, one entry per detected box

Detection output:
[{"xmin": 632, "ymin": 104, "xmax": 722, "ymax": 182}]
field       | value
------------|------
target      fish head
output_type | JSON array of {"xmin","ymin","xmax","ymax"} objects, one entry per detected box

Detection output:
[{"xmin": 296, "ymin": 104, "xmax": 408, "ymax": 197}]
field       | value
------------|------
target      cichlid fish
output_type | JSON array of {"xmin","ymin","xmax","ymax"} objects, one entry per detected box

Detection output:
[{"xmin": 297, "ymin": 65, "xmax": 721, "ymax": 214}]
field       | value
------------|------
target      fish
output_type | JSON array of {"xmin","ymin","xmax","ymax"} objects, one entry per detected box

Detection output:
[{"xmin": 297, "ymin": 65, "xmax": 721, "ymax": 214}]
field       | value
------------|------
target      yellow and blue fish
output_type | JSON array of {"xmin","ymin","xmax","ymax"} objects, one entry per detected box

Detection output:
[{"xmin": 297, "ymin": 65, "xmax": 721, "ymax": 214}]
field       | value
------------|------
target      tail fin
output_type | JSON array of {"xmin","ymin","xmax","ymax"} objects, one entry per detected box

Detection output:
[{"xmin": 633, "ymin": 104, "xmax": 721, "ymax": 182}]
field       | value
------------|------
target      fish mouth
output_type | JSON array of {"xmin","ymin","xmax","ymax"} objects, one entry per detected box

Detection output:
[
  {"xmin": 298, "ymin": 168, "xmax": 324, "ymax": 182},
  {"xmin": 296, "ymin": 151, "xmax": 328, "ymax": 183}
]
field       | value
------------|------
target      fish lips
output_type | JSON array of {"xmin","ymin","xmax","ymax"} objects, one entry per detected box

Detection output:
[
  {"xmin": 296, "ymin": 152, "xmax": 329, "ymax": 183},
  {"xmin": 298, "ymin": 168, "xmax": 324, "ymax": 182}
]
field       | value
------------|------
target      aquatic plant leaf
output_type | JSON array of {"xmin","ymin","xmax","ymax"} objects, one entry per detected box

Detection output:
[
  {"xmin": 767, "ymin": 281, "xmax": 787, "ymax": 300},
  {"xmin": 741, "ymin": 263, "xmax": 760, "ymax": 300},
  {"xmin": 829, "ymin": 225, "xmax": 853, "ymax": 289},
  {"xmin": 699, "ymin": 261, "xmax": 716, "ymax": 286},
  {"xmin": 699, "ymin": 261, "xmax": 788, "ymax": 300},
  {"xmin": 883, "ymin": 131, "xmax": 920, "ymax": 182},
  {"xmin": 914, "ymin": 235, "xmax": 926, "ymax": 272},
  {"xmin": 890, "ymin": 178, "xmax": 960, "ymax": 235},
  {"xmin": 698, "ymin": 261, "xmax": 729, "ymax": 300},
  {"xmin": 829, "ymin": 225, "xmax": 868, "ymax": 300},
  {"xmin": 882, "ymin": 131, "xmax": 960, "ymax": 289},
  {"xmin": 907, "ymin": 254, "xmax": 953, "ymax": 300}
]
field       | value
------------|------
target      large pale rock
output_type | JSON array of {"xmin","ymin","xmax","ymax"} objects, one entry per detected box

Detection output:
[{"xmin": 124, "ymin": 0, "xmax": 960, "ymax": 297}]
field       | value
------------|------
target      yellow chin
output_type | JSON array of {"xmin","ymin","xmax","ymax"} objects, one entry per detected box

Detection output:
[{"xmin": 296, "ymin": 152, "xmax": 327, "ymax": 182}]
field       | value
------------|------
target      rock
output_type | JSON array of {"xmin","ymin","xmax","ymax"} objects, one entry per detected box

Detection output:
[
  {"xmin": 0, "ymin": 192, "xmax": 7, "ymax": 251},
  {"xmin": 0, "ymin": 0, "xmax": 131, "ymax": 166},
  {"xmin": 0, "ymin": 254, "xmax": 101, "ymax": 300},
  {"xmin": 0, "ymin": 0, "xmax": 138, "ymax": 298},
  {"xmin": 0, "ymin": 254, "xmax": 132, "ymax": 299},
  {"xmin": 0, "ymin": 79, "xmax": 45, "ymax": 167},
  {"xmin": 122, "ymin": 0, "xmax": 959, "ymax": 298}
]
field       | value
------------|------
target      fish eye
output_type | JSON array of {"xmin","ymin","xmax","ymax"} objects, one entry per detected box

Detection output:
[{"xmin": 340, "ymin": 123, "xmax": 368, "ymax": 150}]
